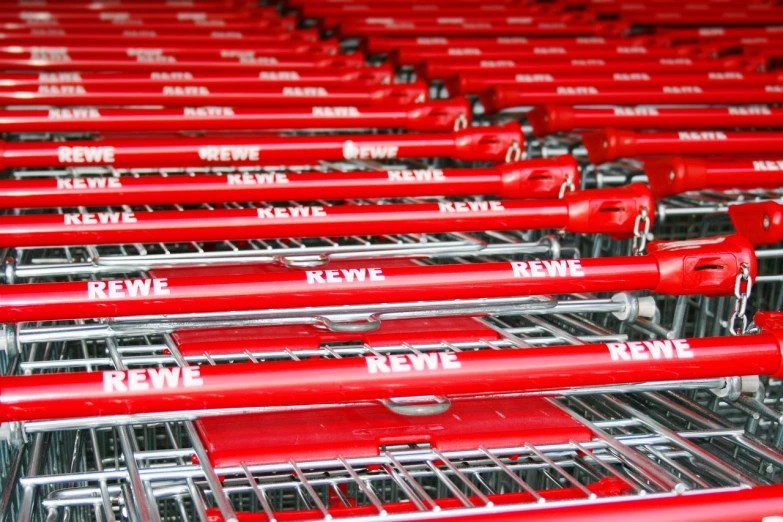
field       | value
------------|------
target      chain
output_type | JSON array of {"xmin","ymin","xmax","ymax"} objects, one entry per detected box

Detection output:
[
  {"xmin": 558, "ymin": 174, "xmax": 576, "ymax": 198},
  {"xmin": 505, "ymin": 141, "xmax": 522, "ymax": 163},
  {"xmin": 729, "ymin": 263, "xmax": 753, "ymax": 336},
  {"xmin": 453, "ymin": 113, "xmax": 468, "ymax": 132},
  {"xmin": 631, "ymin": 207, "xmax": 651, "ymax": 256}
]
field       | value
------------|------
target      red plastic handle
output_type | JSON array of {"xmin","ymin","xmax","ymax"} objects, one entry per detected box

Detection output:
[
  {"xmin": 0, "ymin": 2, "xmax": 255, "ymax": 13},
  {"xmin": 0, "ymin": 156, "xmax": 578, "ymax": 208},
  {"xmin": 0, "ymin": 99, "xmax": 467, "ymax": 133},
  {"xmin": 366, "ymin": 35, "xmax": 670, "ymax": 54},
  {"xmin": 0, "ymin": 316, "xmax": 777, "ymax": 422},
  {"xmin": 0, "ymin": 43, "xmax": 340, "ymax": 61},
  {"xmin": 0, "ymin": 29, "xmax": 322, "ymax": 46},
  {"xmin": 447, "ymin": 71, "xmax": 781, "ymax": 97},
  {"xmin": 528, "ymin": 105, "xmax": 783, "ymax": 136},
  {"xmin": 0, "ymin": 82, "xmax": 428, "ymax": 107},
  {"xmin": 481, "ymin": 85, "xmax": 783, "ymax": 114},
  {"xmin": 582, "ymin": 129, "xmax": 783, "ymax": 164},
  {"xmin": 645, "ymin": 157, "xmax": 783, "ymax": 197},
  {"xmin": 340, "ymin": 21, "xmax": 628, "ymax": 38},
  {"xmin": 0, "ymin": 121, "xmax": 524, "ymax": 168},
  {"xmin": 0, "ymin": 183, "xmax": 650, "ymax": 248},
  {"xmin": 421, "ymin": 56, "xmax": 764, "ymax": 81},
  {"xmin": 396, "ymin": 46, "xmax": 708, "ymax": 67},
  {"xmin": 729, "ymin": 201, "xmax": 783, "ymax": 246},
  {"xmin": 0, "ymin": 54, "xmax": 365, "ymax": 72},
  {"xmin": 0, "ymin": 235, "xmax": 756, "ymax": 324},
  {"xmin": 0, "ymin": 67, "xmax": 393, "ymax": 87},
  {"xmin": 0, "ymin": 19, "xmax": 296, "ymax": 34}
]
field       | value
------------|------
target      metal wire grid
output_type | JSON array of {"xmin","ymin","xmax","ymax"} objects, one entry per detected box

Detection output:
[{"xmin": 1, "ymin": 313, "xmax": 781, "ymax": 522}]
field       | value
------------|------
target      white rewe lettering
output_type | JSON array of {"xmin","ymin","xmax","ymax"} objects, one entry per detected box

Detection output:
[
  {"xmin": 387, "ymin": 169, "xmax": 446, "ymax": 182},
  {"xmin": 312, "ymin": 106, "xmax": 360, "ymax": 117},
  {"xmin": 38, "ymin": 72, "xmax": 82, "ymax": 83},
  {"xmin": 57, "ymin": 177, "xmax": 122, "ymax": 189},
  {"xmin": 197, "ymin": 145, "xmax": 262, "ymax": 162},
  {"xmin": 516, "ymin": 74, "xmax": 554, "ymax": 82},
  {"xmin": 259, "ymin": 71, "xmax": 300, "ymax": 80},
  {"xmin": 663, "ymin": 86, "xmax": 702, "ymax": 93},
  {"xmin": 511, "ymin": 259, "xmax": 585, "ymax": 278},
  {"xmin": 38, "ymin": 85, "xmax": 86, "ymax": 94},
  {"xmin": 366, "ymin": 352, "xmax": 461, "ymax": 374},
  {"xmin": 227, "ymin": 173, "xmax": 289, "ymax": 185},
  {"xmin": 753, "ymin": 160, "xmax": 783, "ymax": 171},
  {"xmin": 438, "ymin": 201, "xmax": 505, "ymax": 212},
  {"xmin": 57, "ymin": 146, "xmax": 116, "ymax": 164},
  {"xmin": 48, "ymin": 108, "xmax": 101, "ymax": 119},
  {"xmin": 103, "ymin": 367, "xmax": 203, "ymax": 393},
  {"xmin": 480, "ymin": 60, "xmax": 515, "ymax": 67},
  {"xmin": 282, "ymin": 86, "xmax": 328, "ymax": 96},
  {"xmin": 613, "ymin": 107, "xmax": 658, "ymax": 116},
  {"xmin": 607, "ymin": 339, "xmax": 693, "ymax": 361},
  {"xmin": 306, "ymin": 268, "xmax": 384, "ymax": 285},
  {"xmin": 709, "ymin": 72, "xmax": 743, "ymax": 79},
  {"xmin": 87, "ymin": 278, "xmax": 169, "ymax": 300},
  {"xmin": 557, "ymin": 86, "xmax": 598, "ymax": 94},
  {"xmin": 256, "ymin": 205, "xmax": 327, "ymax": 219},
  {"xmin": 163, "ymin": 86, "xmax": 209, "ymax": 95},
  {"xmin": 63, "ymin": 211, "xmax": 137, "ymax": 225},
  {"xmin": 678, "ymin": 131, "xmax": 727, "ymax": 140},
  {"xmin": 613, "ymin": 73, "xmax": 650, "ymax": 81},
  {"xmin": 342, "ymin": 140, "xmax": 399, "ymax": 160},
  {"xmin": 151, "ymin": 72, "xmax": 193, "ymax": 80},
  {"xmin": 183, "ymin": 106, "xmax": 234, "ymax": 117},
  {"xmin": 728, "ymin": 106, "xmax": 770, "ymax": 115},
  {"xmin": 447, "ymin": 47, "xmax": 481, "ymax": 55},
  {"xmin": 616, "ymin": 46, "xmax": 647, "ymax": 53},
  {"xmin": 533, "ymin": 47, "xmax": 566, "ymax": 54}
]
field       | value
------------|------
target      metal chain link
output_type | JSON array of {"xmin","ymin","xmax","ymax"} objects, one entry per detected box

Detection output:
[
  {"xmin": 631, "ymin": 207, "xmax": 651, "ymax": 256},
  {"xmin": 729, "ymin": 263, "xmax": 753, "ymax": 336},
  {"xmin": 558, "ymin": 174, "xmax": 576, "ymax": 199}
]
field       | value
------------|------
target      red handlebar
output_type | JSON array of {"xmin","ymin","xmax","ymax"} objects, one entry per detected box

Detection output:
[
  {"xmin": 0, "ymin": 99, "xmax": 467, "ymax": 133},
  {"xmin": 582, "ymin": 129, "xmax": 783, "ymax": 164},
  {"xmin": 528, "ymin": 105, "xmax": 783, "ymax": 136},
  {"xmin": 0, "ymin": 156, "xmax": 578, "ymax": 209},
  {"xmin": 729, "ymin": 201, "xmax": 783, "ymax": 246},
  {"xmin": 0, "ymin": 183, "xmax": 650, "ymax": 248},
  {"xmin": 646, "ymin": 157, "xmax": 783, "ymax": 198},
  {"xmin": 482, "ymin": 85, "xmax": 783, "ymax": 114},
  {"xmin": 0, "ymin": 235, "xmax": 756, "ymax": 323},
  {"xmin": 0, "ymin": 82, "xmax": 429, "ymax": 107},
  {"xmin": 0, "ymin": 308, "xmax": 776, "ymax": 423},
  {"xmin": 0, "ymin": 121, "xmax": 524, "ymax": 168}
]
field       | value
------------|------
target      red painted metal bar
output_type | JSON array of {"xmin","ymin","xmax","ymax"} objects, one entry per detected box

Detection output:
[
  {"xmin": 0, "ymin": 82, "xmax": 428, "ymax": 107},
  {"xmin": 0, "ymin": 311, "xmax": 776, "ymax": 422},
  {"xmin": 0, "ymin": 122, "xmax": 524, "ymax": 168},
  {"xmin": 481, "ymin": 85, "xmax": 783, "ymax": 114},
  {"xmin": 527, "ymin": 105, "xmax": 783, "ymax": 136},
  {"xmin": 0, "ymin": 234, "xmax": 756, "ymax": 325},
  {"xmin": 395, "ymin": 46, "xmax": 711, "ymax": 67},
  {"xmin": 420, "ymin": 56, "xmax": 764, "ymax": 81},
  {"xmin": 0, "ymin": 68, "xmax": 393, "ymax": 87},
  {"xmin": 0, "ymin": 54, "xmax": 365, "ymax": 72},
  {"xmin": 0, "ymin": 29, "xmax": 322, "ymax": 46},
  {"xmin": 0, "ymin": 43, "xmax": 341, "ymax": 61},
  {"xmin": 582, "ymin": 130, "xmax": 783, "ymax": 164},
  {"xmin": 0, "ymin": 183, "xmax": 648, "ymax": 248},
  {"xmin": 0, "ymin": 19, "xmax": 298, "ymax": 33},
  {"xmin": 448, "ymin": 71, "xmax": 781, "ymax": 96},
  {"xmin": 0, "ymin": 99, "xmax": 466, "ymax": 133},
  {"xmin": 339, "ymin": 21, "xmax": 628, "ymax": 38},
  {"xmin": 729, "ymin": 201, "xmax": 783, "ymax": 246},
  {"xmin": 365, "ymin": 35, "xmax": 670, "ymax": 54},
  {"xmin": 645, "ymin": 157, "xmax": 783, "ymax": 197},
  {"xmin": 0, "ymin": 156, "xmax": 578, "ymax": 208}
]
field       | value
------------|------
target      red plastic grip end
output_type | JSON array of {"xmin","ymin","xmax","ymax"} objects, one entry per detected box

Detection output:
[
  {"xmin": 407, "ymin": 97, "xmax": 472, "ymax": 132},
  {"xmin": 645, "ymin": 157, "xmax": 708, "ymax": 198},
  {"xmin": 526, "ymin": 106, "xmax": 576, "ymax": 137},
  {"xmin": 498, "ymin": 155, "xmax": 580, "ymax": 199},
  {"xmin": 564, "ymin": 182, "xmax": 655, "ymax": 238},
  {"xmin": 389, "ymin": 81, "xmax": 429, "ymax": 105},
  {"xmin": 454, "ymin": 121, "xmax": 524, "ymax": 163},
  {"xmin": 649, "ymin": 234, "xmax": 758, "ymax": 296},
  {"xmin": 729, "ymin": 201, "xmax": 783, "ymax": 246},
  {"xmin": 582, "ymin": 128, "xmax": 639, "ymax": 164}
]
